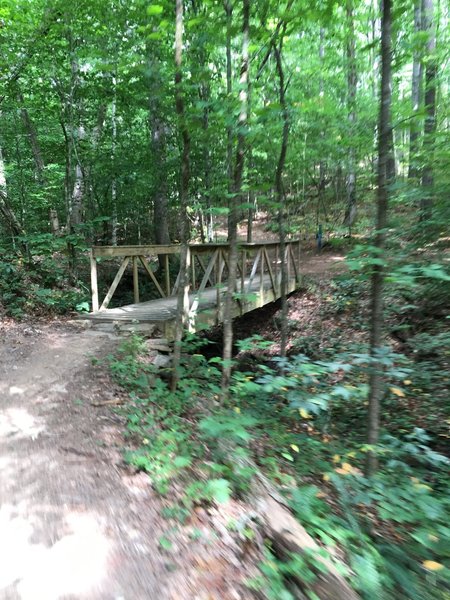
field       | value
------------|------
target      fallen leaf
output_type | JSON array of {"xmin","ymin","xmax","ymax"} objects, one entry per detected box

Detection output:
[
  {"xmin": 422, "ymin": 560, "xmax": 444, "ymax": 571},
  {"xmin": 390, "ymin": 386, "xmax": 405, "ymax": 397}
]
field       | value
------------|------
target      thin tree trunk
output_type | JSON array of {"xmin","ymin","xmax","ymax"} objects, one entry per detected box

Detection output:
[
  {"xmin": 421, "ymin": 0, "xmax": 436, "ymax": 221},
  {"xmin": 111, "ymin": 74, "xmax": 118, "ymax": 246},
  {"xmin": 17, "ymin": 90, "xmax": 60, "ymax": 234},
  {"xmin": 408, "ymin": 0, "xmax": 424, "ymax": 180},
  {"xmin": 70, "ymin": 133, "xmax": 85, "ymax": 230},
  {"xmin": 318, "ymin": 27, "xmax": 326, "ymax": 219},
  {"xmin": 171, "ymin": 0, "xmax": 191, "ymax": 391},
  {"xmin": 199, "ymin": 67, "xmax": 213, "ymax": 242},
  {"xmin": 0, "ymin": 144, "xmax": 26, "ymax": 244},
  {"xmin": 343, "ymin": 0, "xmax": 358, "ymax": 232},
  {"xmin": 222, "ymin": 0, "xmax": 249, "ymax": 394},
  {"xmin": 67, "ymin": 54, "xmax": 85, "ymax": 234},
  {"xmin": 17, "ymin": 90, "xmax": 45, "ymax": 183},
  {"xmin": 274, "ymin": 39, "xmax": 290, "ymax": 359},
  {"xmin": 366, "ymin": 0, "xmax": 393, "ymax": 477},
  {"xmin": 246, "ymin": 82, "xmax": 254, "ymax": 243},
  {"xmin": 148, "ymin": 51, "xmax": 170, "ymax": 249},
  {"xmin": 224, "ymin": 0, "xmax": 233, "ymax": 190}
]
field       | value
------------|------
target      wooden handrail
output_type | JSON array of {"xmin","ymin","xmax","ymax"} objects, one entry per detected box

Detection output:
[
  {"xmin": 91, "ymin": 240, "xmax": 301, "ymax": 258},
  {"xmin": 90, "ymin": 240, "xmax": 302, "ymax": 314}
]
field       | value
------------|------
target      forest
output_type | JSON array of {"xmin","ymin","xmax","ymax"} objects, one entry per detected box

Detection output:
[{"xmin": 0, "ymin": 0, "xmax": 449, "ymax": 598}]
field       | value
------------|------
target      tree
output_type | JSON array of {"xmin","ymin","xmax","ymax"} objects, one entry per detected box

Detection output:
[
  {"xmin": 408, "ymin": 0, "xmax": 424, "ymax": 181},
  {"xmin": 343, "ymin": 0, "xmax": 358, "ymax": 232},
  {"xmin": 171, "ymin": 0, "xmax": 191, "ymax": 391},
  {"xmin": 222, "ymin": 0, "xmax": 250, "ymax": 393},
  {"xmin": 366, "ymin": 0, "xmax": 393, "ymax": 477},
  {"xmin": 420, "ymin": 0, "xmax": 437, "ymax": 221}
]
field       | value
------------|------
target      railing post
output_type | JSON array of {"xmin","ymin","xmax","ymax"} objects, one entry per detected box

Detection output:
[
  {"xmin": 275, "ymin": 245, "xmax": 280, "ymax": 294},
  {"xmin": 90, "ymin": 249, "xmax": 99, "ymax": 312},
  {"xmin": 165, "ymin": 254, "xmax": 171, "ymax": 296},
  {"xmin": 259, "ymin": 248, "xmax": 264, "ymax": 301},
  {"xmin": 133, "ymin": 256, "xmax": 140, "ymax": 303},
  {"xmin": 217, "ymin": 250, "xmax": 223, "ymax": 324},
  {"xmin": 241, "ymin": 249, "xmax": 246, "ymax": 297},
  {"xmin": 184, "ymin": 246, "xmax": 191, "ymax": 327},
  {"xmin": 287, "ymin": 244, "xmax": 291, "ymax": 283}
]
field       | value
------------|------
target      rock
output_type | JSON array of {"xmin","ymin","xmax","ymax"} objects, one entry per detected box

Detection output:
[{"xmin": 151, "ymin": 352, "xmax": 172, "ymax": 368}]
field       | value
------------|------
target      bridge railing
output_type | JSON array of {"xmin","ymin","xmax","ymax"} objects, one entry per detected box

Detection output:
[{"xmin": 90, "ymin": 241, "xmax": 301, "ymax": 316}]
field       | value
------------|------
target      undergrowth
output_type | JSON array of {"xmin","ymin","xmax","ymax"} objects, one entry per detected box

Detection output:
[
  {"xmin": 0, "ymin": 235, "xmax": 89, "ymax": 317},
  {"xmin": 104, "ymin": 244, "xmax": 450, "ymax": 599}
]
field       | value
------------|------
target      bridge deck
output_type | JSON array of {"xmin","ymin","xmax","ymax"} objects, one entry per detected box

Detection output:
[{"xmin": 85, "ymin": 274, "xmax": 298, "ymax": 337}]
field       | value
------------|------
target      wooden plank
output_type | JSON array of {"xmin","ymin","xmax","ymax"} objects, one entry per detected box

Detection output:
[
  {"xmin": 99, "ymin": 257, "xmax": 130, "ymax": 311},
  {"xmin": 90, "ymin": 250, "xmax": 99, "ymax": 312},
  {"xmin": 286, "ymin": 245, "xmax": 291, "ymax": 282},
  {"xmin": 92, "ymin": 240, "xmax": 302, "ymax": 258},
  {"xmin": 138, "ymin": 256, "xmax": 166, "ymax": 298},
  {"xmin": 171, "ymin": 270, "xmax": 180, "ymax": 296},
  {"xmin": 289, "ymin": 243, "xmax": 299, "ymax": 283},
  {"xmin": 263, "ymin": 247, "xmax": 276, "ymax": 295},
  {"xmin": 196, "ymin": 249, "xmax": 219, "ymax": 295},
  {"xmin": 188, "ymin": 249, "xmax": 220, "ymax": 321},
  {"xmin": 92, "ymin": 244, "xmax": 180, "ymax": 258},
  {"xmin": 246, "ymin": 248, "xmax": 261, "ymax": 293},
  {"xmin": 241, "ymin": 250, "xmax": 246, "ymax": 296},
  {"xmin": 216, "ymin": 250, "xmax": 225, "ymax": 324},
  {"xmin": 164, "ymin": 254, "xmax": 171, "ymax": 296},
  {"xmin": 194, "ymin": 253, "xmax": 215, "ymax": 288},
  {"xmin": 183, "ymin": 246, "xmax": 192, "ymax": 328},
  {"xmin": 259, "ymin": 247, "xmax": 264, "ymax": 297},
  {"xmin": 133, "ymin": 257, "xmax": 140, "ymax": 304}
]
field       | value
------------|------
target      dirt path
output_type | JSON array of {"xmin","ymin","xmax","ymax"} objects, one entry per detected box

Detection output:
[{"xmin": 0, "ymin": 322, "xmax": 175, "ymax": 600}]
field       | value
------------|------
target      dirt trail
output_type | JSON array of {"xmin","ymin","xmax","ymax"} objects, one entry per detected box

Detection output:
[{"xmin": 0, "ymin": 323, "xmax": 174, "ymax": 600}]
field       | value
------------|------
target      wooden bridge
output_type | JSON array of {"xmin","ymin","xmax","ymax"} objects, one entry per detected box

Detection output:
[{"xmin": 87, "ymin": 241, "xmax": 302, "ymax": 339}]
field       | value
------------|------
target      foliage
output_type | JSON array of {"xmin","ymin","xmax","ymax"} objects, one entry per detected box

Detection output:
[
  {"xmin": 0, "ymin": 236, "xmax": 89, "ymax": 316},
  {"xmin": 110, "ymin": 304, "xmax": 449, "ymax": 598}
]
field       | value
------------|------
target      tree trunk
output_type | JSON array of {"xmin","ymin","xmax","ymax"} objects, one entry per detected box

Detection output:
[
  {"xmin": 70, "ymin": 135, "xmax": 85, "ymax": 231},
  {"xmin": 366, "ymin": 0, "xmax": 393, "ymax": 477},
  {"xmin": 171, "ymin": 0, "xmax": 191, "ymax": 391},
  {"xmin": 148, "ymin": 51, "xmax": 170, "ymax": 248},
  {"xmin": 0, "ymin": 144, "xmax": 26, "ymax": 243},
  {"xmin": 224, "ymin": 0, "xmax": 233, "ymax": 191},
  {"xmin": 343, "ymin": 0, "xmax": 358, "ymax": 232},
  {"xmin": 111, "ymin": 74, "xmax": 118, "ymax": 246},
  {"xmin": 408, "ymin": 0, "xmax": 424, "ymax": 180},
  {"xmin": 18, "ymin": 90, "xmax": 45, "ymax": 183},
  {"xmin": 274, "ymin": 39, "xmax": 289, "ymax": 359},
  {"xmin": 246, "ymin": 82, "xmax": 254, "ymax": 243},
  {"xmin": 222, "ymin": 0, "xmax": 249, "ymax": 394},
  {"xmin": 421, "ymin": 0, "xmax": 436, "ymax": 221},
  {"xmin": 198, "ymin": 52, "xmax": 213, "ymax": 242}
]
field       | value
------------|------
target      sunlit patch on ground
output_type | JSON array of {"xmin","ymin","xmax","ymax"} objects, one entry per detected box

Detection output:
[
  {"xmin": 0, "ymin": 506, "xmax": 112, "ymax": 599},
  {"xmin": 0, "ymin": 407, "xmax": 45, "ymax": 439}
]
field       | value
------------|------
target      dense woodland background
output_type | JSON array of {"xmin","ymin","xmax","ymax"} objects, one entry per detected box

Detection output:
[
  {"xmin": 0, "ymin": 0, "xmax": 448, "ymax": 252},
  {"xmin": 1, "ymin": 1, "xmax": 449, "ymax": 598}
]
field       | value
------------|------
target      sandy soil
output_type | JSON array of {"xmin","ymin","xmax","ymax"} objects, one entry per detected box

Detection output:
[{"xmin": 0, "ymin": 322, "xmax": 177, "ymax": 599}]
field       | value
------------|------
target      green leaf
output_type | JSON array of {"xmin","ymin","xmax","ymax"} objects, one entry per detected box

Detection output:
[
  {"xmin": 173, "ymin": 455, "xmax": 192, "ymax": 468},
  {"xmin": 207, "ymin": 478, "xmax": 231, "ymax": 503},
  {"xmin": 147, "ymin": 4, "xmax": 164, "ymax": 16}
]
